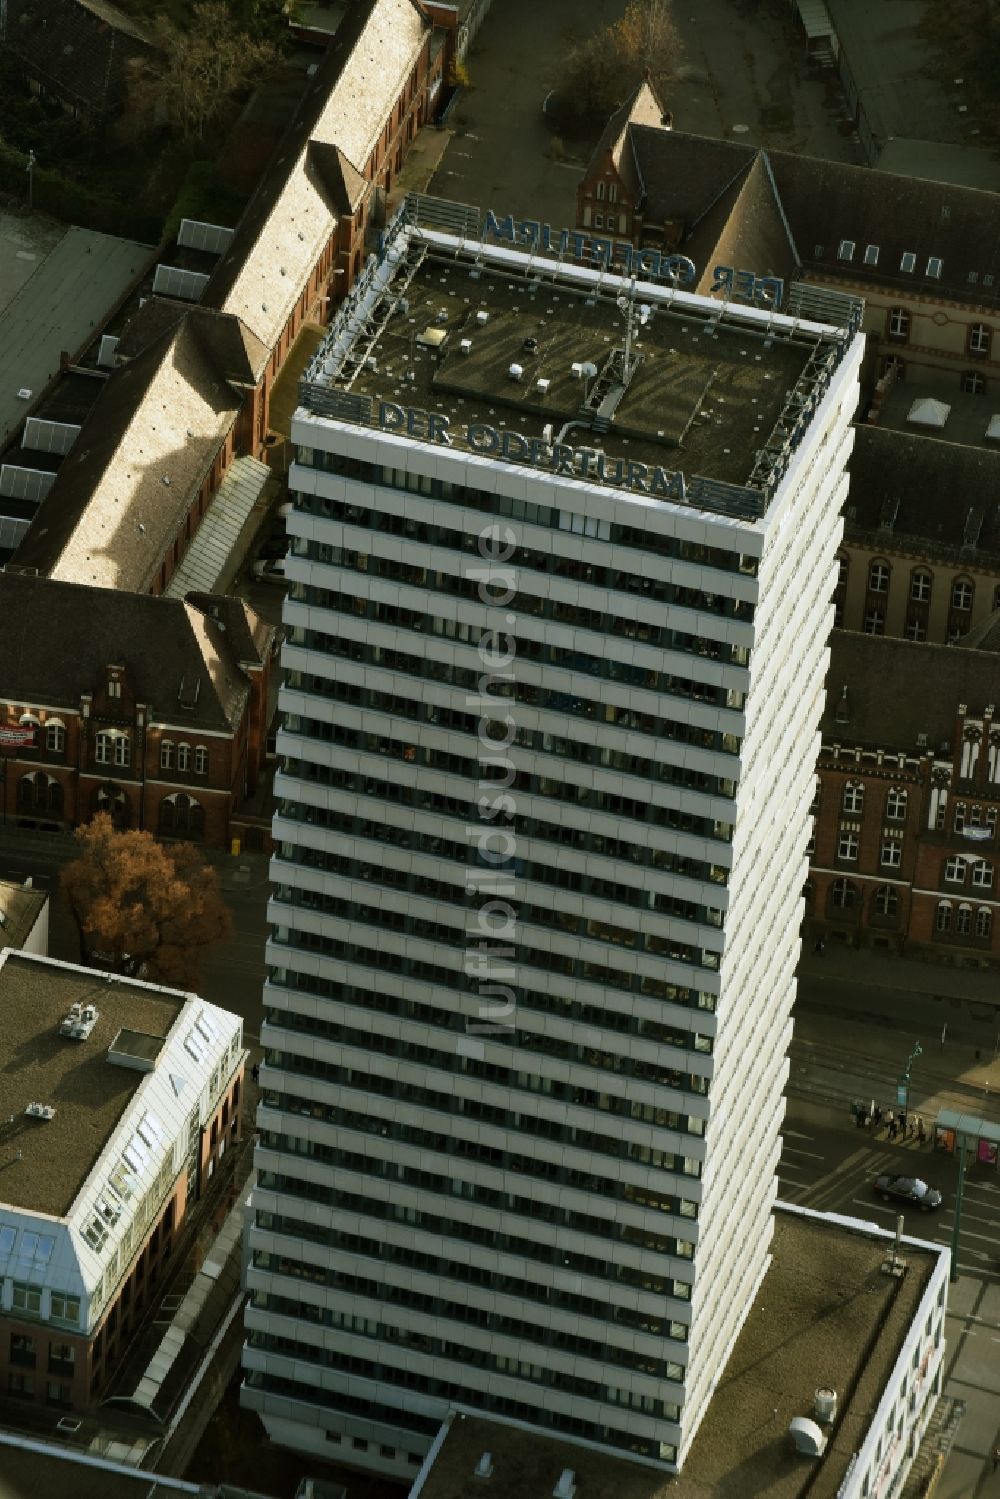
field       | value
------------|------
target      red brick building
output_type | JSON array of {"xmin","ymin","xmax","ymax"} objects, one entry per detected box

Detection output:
[
  {"xmin": 809, "ymin": 629, "xmax": 1000, "ymax": 965},
  {"xmin": 0, "ymin": 573, "xmax": 274, "ymax": 848}
]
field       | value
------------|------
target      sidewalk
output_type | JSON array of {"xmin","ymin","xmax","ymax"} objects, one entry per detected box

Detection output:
[{"xmin": 799, "ymin": 941, "xmax": 1000, "ymax": 1006}]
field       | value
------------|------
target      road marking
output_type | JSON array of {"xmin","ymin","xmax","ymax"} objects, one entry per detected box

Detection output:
[
  {"xmin": 782, "ymin": 1145, "xmax": 825, "ymax": 1160},
  {"xmin": 782, "ymin": 1130, "xmax": 815, "ymax": 1141}
]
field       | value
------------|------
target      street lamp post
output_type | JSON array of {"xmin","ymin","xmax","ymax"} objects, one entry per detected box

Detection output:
[
  {"xmin": 897, "ymin": 1039, "xmax": 923, "ymax": 1112},
  {"xmin": 26, "ymin": 150, "xmax": 35, "ymax": 215}
]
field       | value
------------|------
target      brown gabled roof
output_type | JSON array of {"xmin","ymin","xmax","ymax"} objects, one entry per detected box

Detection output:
[
  {"xmin": 846, "ymin": 427, "xmax": 1000, "ymax": 555},
  {"xmin": 589, "ymin": 74, "xmax": 671, "ymax": 180},
  {"xmin": 3, "ymin": 0, "xmax": 157, "ymax": 115},
  {"xmin": 186, "ymin": 593, "xmax": 275, "ymax": 668},
  {"xmin": 0, "ymin": 572, "xmax": 250, "ymax": 732},
  {"xmin": 12, "ymin": 317, "xmax": 241, "ymax": 592},
  {"xmin": 308, "ymin": 141, "xmax": 370, "ymax": 215},
  {"xmin": 626, "ymin": 126, "xmax": 1000, "ymax": 309},
  {"xmin": 688, "ymin": 153, "xmax": 797, "ymax": 294},
  {"xmin": 822, "ymin": 629, "xmax": 1000, "ymax": 754},
  {"xmin": 117, "ymin": 301, "xmax": 266, "ymax": 385}
]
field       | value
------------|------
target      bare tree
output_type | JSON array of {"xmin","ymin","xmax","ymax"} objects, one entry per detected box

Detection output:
[{"xmin": 552, "ymin": 0, "xmax": 682, "ymax": 124}]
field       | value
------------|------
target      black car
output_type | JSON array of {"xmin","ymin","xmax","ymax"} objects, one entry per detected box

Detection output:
[{"xmin": 873, "ymin": 1174, "xmax": 943, "ymax": 1211}]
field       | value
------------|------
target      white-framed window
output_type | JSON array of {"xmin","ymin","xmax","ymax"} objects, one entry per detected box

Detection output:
[
  {"xmin": 874, "ymin": 886, "xmax": 898, "ymax": 917},
  {"xmin": 95, "ymin": 731, "xmax": 129, "ymax": 767},
  {"xmin": 976, "ymin": 907, "xmax": 992, "ymax": 939},
  {"xmin": 888, "ymin": 307, "xmax": 910, "ymax": 339},
  {"xmin": 869, "ymin": 560, "xmax": 890, "ymax": 593},
  {"xmin": 900, "ymin": 252, "xmax": 916, "ymax": 273},
  {"xmin": 831, "ymin": 878, "xmax": 856, "ymax": 910},
  {"xmin": 905, "ymin": 619, "xmax": 926, "ymax": 641},
  {"xmin": 842, "ymin": 781, "xmax": 864, "ymax": 813},
  {"xmin": 880, "ymin": 839, "xmax": 902, "ymax": 868},
  {"xmin": 837, "ymin": 239, "xmax": 855, "ymax": 261},
  {"xmin": 11, "ymin": 1283, "xmax": 41, "ymax": 1314},
  {"xmin": 936, "ymin": 901, "xmax": 952, "ymax": 932},
  {"xmin": 49, "ymin": 1292, "xmax": 80, "ymax": 1326},
  {"xmin": 108, "ymin": 678, "xmax": 121, "ymax": 699},
  {"xmin": 177, "ymin": 743, "xmax": 191, "ymax": 772},
  {"xmin": 910, "ymin": 570, "xmax": 932, "ymax": 602},
  {"xmin": 969, "ymin": 322, "xmax": 991, "ymax": 356},
  {"xmin": 951, "ymin": 578, "xmax": 974, "ymax": 611},
  {"xmin": 954, "ymin": 802, "xmax": 966, "ymax": 832},
  {"xmin": 945, "ymin": 856, "xmax": 966, "ymax": 883},
  {"xmin": 864, "ymin": 244, "xmax": 879, "ymax": 266},
  {"xmin": 45, "ymin": 719, "xmax": 66, "ymax": 753},
  {"xmin": 594, "ymin": 212, "xmax": 603, "ymax": 229},
  {"xmin": 864, "ymin": 608, "xmax": 885, "ymax": 635},
  {"xmin": 838, "ymin": 830, "xmax": 859, "ymax": 861},
  {"xmin": 596, "ymin": 180, "xmax": 605, "ymax": 200},
  {"xmin": 972, "ymin": 860, "xmax": 994, "ymax": 889},
  {"xmin": 836, "ymin": 554, "xmax": 848, "ymax": 587},
  {"xmin": 160, "ymin": 740, "xmax": 174, "ymax": 770},
  {"xmin": 608, "ymin": 182, "xmax": 618, "ymax": 203},
  {"xmin": 956, "ymin": 903, "xmax": 973, "ymax": 935},
  {"xmin": 962, "ymin": 371, "xmax": 986, "ymax": 394},
  {"xmin": 194, "ymin": 746, "xmax": 208, "ymax": 775},
  {"xmin": 885, "ymin": 787, "xmax": 907, "ymax": 820}
]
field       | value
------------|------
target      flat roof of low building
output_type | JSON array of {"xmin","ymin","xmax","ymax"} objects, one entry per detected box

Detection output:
[
  {"xmin": 0, "ymin": 954, "xmax": 184, "ymax": 1218},
  {"xmin": 412, "ymin": 1208, "xmax": 939, "ymax": 1499},
  {"xmin": 0, "ymin": 226, "xmax": 151, "ymax": 452},
  {"xmin": 298, "ymin": 210, "xmax": 857, "ymax": 522}
]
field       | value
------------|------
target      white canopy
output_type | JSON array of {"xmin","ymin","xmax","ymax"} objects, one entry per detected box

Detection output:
[{"xmin": 906, "ymin": 398, "xmax": 951, "ymax": 429}]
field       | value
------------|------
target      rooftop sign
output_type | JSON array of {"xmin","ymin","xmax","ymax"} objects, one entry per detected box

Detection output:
[{"xmin": 482, "ymin": 210, "xmax": 784, "ymax": 308}]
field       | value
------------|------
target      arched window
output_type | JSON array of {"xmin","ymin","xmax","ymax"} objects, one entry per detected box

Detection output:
[
  {"xmin": 910, "ymin": 570, "xmax": 932, "ymax": 602},
  {"xmin": 936, "ymin": 901, "xmax": 952, "ymax": 932},
  {"xmin": 194, "ymin": 746, "xmax": 208, "ymax": 776},
  {"xmin": 951, "ymin": 577, "xmax": 974, "ymax": 611},
  {"xmin": 831, "ymin": 878, "xmax": 857, "ymax": 910},
  {"xmin": 45, "ymin": 719, "xmax": 66, "ymax": 754},
  {"xmin": 842, "ymin": 781, "xmax": 864, "ymax": 814},
  {"xmin": 16, "ymin": 772, "xmax": 62, "ymax": 815},
  {"xmin": 177, "ymin": 743, "xmax": 191, "ymax": 772},
  {"xmin": 874, "ymin": 886, "xmax": 898, "ymax": 917},
  {"xmin": 158, "ymin": 793, "xmax": 205, "ymax": 839},
  {"xmin": 94, "ymin": 782, "xmax": 129, "ymax": 828},
  {"xmin": 868, "ymin": 560, "xmax": 890, "ymax": 593},
  {"xmin": 160, "ymin": 740, "xmax": 175, "ymax": 770},
  {"xmin": 976, "ymin": 907, "xmax": 992, "ymax": 939},
  {"xmin": 885, "ymin": 787, "xmax": 907, "ymax": 820},
  {"xmin": 956, "ymin": 903, "xmax": 973, "ymax": 936}
]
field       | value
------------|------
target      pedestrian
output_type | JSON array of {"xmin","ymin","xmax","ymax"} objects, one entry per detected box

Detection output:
[
  {"xmin": 992, "ymin": 1446, "xmax": 1000, "ymax": 1474},
  {"xmin": 814, "ymin": 938, "xmax": 825, "ymax": 955},
  {"xmin": 885, "ymin": 1108, "xmax": 894, "ymax": 1135},
  {"xmin": 251, "ymin": 1062, "xmax": 260, "ymax": 1084},
  {"xmin": 917, "ymin": 1116, "xmax": 926, "ymax": 1145},
  {"xmin": 899, "ymin": 1111, "xmax": 907, "ymax": 1136},
  {"xmin": 888, "ymin": 1119, "xmax": 897, "ymax": 1141},
  {"xmin": 873, "ymin": 1104, "xmax": 883, "ymax": 1129}
]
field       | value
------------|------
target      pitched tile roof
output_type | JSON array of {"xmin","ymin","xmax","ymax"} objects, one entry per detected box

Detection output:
[
  {"xmin": 13, "ymin": 315, "xmax": 245, "ymax": 592},
  {"xmin": 822, "ymin": 628, "xmax": 1000, "ymax": 753},
  {"xmin": 625, "ymin": 126, "xmax": 1000, "ymax": 310},
  {"xmin": 3, "ymin": 0, "xmax": 156, "ymax": 115},
  {"xmin": 0, "ymin": 571, "xmax": 251, "ymax": 732},
  {"xmin": 185, "ymin": 593, "xmax": 275, "ymax": 668},
  {"xmin": 204, "ymin": 0, "xmax": 429, "ymax": 362},
  {"xmin": 589, "ymin": 74, "xmax": 670, "ymax": 181},
  {"xmin": 846, "ymin": 427, "xmax": 1000, "ymax": 556}
]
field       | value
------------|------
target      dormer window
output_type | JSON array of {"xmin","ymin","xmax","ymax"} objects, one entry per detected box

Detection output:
[
  {"xmin": 926, "ymin": 257, "xmax": 943, "ymax": 279},
  {"xmin": 864, "ymin": 245, "xmax": 879, "ymax": 266},
  {"xmin": 900, "ymin": 252, "xmax": 916, "ymax": 273},
  {"xmin": 837, "ymin": 240, "xmax": 855, "ymax": 261}
]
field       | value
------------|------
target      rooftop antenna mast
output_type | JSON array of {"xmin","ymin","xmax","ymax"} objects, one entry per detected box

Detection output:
[{"xmin": 616, "ymin": 279, "xmax": 651, "ymax": 381}]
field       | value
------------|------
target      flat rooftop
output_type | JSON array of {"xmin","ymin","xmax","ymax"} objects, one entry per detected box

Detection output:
[
  {"xmin": 413, "ymin": 1209, "xmax": 938, "ymax": 1499},
  {"xmin": 0, "ymin": 955, "xmax": 184, "ymax": 1218},
  {"xmin": 0, "ymin": 883, "xmax": 46, "ymax": 951},
  {"xmin": 300, "ymin": 217, "xmax": 855, "ymax": 520},
  {"xmin": 877, "ymin": 367, "xmax": 1000, "ymax": 454}
]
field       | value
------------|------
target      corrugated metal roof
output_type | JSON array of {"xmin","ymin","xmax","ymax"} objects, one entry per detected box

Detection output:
[
  {"xmin": 797, "ymin": 0, "xmax": 833, "ymax": 40},
  {"xmin": 0, "ymin": 226, "xmax": 151, "ymax": 449},
  {"xmin": 164, "ymin": 456, "xmax": 270, "ymax": 599}
]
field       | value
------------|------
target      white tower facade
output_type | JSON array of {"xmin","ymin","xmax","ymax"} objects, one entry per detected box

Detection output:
[{"xmin": 241, "ymin": 207, "xmax": 863, "ymax": 1477}]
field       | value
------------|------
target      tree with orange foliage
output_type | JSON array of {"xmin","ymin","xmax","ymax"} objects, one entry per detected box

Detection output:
[
  {"xmin": 554, "ymin": 0, "xmax": 681, "ymax": 125},
  {"xmin": 61, "ymin": 813, "xmax": 232, "ymax": 990}
]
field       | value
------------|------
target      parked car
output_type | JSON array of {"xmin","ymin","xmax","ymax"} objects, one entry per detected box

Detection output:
[
  {"xmin": 251, "ymin": 557, "xmax": 288, "ymax": 585},
  {"xmin": 873, "ymin": 1174, "xmax": 943, "ymax": 1211}
]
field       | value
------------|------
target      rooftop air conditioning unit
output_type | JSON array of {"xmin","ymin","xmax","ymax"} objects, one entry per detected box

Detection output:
[
  {"xmin": 460, "ymin": 339, "xmax": 472, "ymax": 355},
  {"xmin": 788, "ymin": 1417, "xmax": 826, "ymax": 1458},
  {"xmin": 536, "ymin": 377, "xmax": 550, "ymax": 395},
  {"xmin": 476, "ymin": 310, "xmax": 489, "ymax": 325},
  {"xmin": 508, "ymin": 363, "xmax": 523, "ymax": 381},
  {"xmin": 571, "ymin": 362, "xmax": 584, "ymax": 378},
  {"xmin": 16, "ymin": 389, "xmax": 32, "ymax": 401},
  {"xmin": 25, "ymin": 1102, "xmax": 56, "ymax": 1120}
]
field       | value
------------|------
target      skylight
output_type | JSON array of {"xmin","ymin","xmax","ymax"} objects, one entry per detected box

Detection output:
[
  {"xmin": 863, "ymin": 245, "xmax": 879, "ymax": 266},
  {"xmin": 837, "ymin": 240, "xmax": 855, "ymax": 261},
  {"xmin": 926, "ymin": 257, "xmax": 943, "ymax": 279},
  {"xmin": 900, "ymin": 252, "xmax": 917, "ymax": 273}
]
